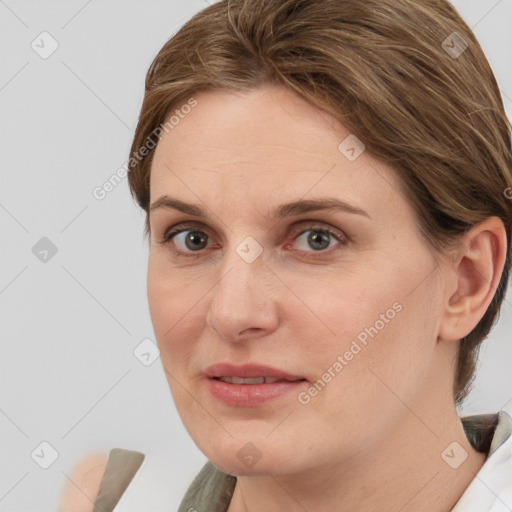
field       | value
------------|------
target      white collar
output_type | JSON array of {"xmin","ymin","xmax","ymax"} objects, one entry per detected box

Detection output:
[{"xmin": 452, "ymin": 411, "xmax": 512, "ymax": 511}]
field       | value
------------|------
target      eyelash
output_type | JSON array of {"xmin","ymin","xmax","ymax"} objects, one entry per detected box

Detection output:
[{"xmin": 157, "ymin": 221, "xmax": 349, "ymax": 259}]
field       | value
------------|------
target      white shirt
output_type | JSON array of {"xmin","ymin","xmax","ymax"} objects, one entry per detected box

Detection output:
[{"xmin": 452, "ymin": 411, "xmax": 512, "ymax": 511}]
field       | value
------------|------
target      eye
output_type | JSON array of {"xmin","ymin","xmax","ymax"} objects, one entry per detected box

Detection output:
[
  {"xmin": 287, "ymin": 224, "xmax": 347, "ymax": 254},
  {"xmin": 158, "ymin": 221, "xmax": 348, "ymax": 258},
  {"xmin": 160, "ymin": 225, "xmax": 213, "ymax": 257}
]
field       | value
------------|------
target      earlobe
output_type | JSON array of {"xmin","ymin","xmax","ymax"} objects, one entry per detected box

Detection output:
[{"xmin": 439, "ymin": 216, "xmax": 507, "ymax": 343}]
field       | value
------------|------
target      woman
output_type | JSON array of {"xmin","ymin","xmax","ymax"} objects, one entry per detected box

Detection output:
[{"xmin": 60, "ymin": 0, "xmax": 512, "ymax": 510}]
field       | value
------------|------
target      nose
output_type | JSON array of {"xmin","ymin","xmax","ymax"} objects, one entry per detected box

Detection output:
[{"xmin": 205, "ymin": 243, "xmax": 279, "ymax": 343}]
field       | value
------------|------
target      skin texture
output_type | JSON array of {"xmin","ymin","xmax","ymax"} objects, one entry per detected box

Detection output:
[{"xmin": 147, "ymin": 84, "xmax": 506, "ymax": 511}]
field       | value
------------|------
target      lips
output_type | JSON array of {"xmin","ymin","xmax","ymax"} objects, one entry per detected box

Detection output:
[
  {"xmin": 203, "ymin": 363, "xmax": 308, "ymax": 407},
  {"xmin": 204, "ymin": 362, "xmax": 306, "ymax": 382}
]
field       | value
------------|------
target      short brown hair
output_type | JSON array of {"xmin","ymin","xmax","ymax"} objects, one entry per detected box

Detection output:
[{"xmin": 127, "ymin": 0, "xmax": 512, "ymax": 405}]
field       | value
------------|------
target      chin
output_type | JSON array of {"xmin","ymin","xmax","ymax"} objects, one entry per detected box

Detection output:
[
  {"xmin": 208, "ymin": 453, "xmax": 283, "ymax": 477},
  {"xmin": 201, "ymin": 438, "xmax": 300, "ymax": 477}
]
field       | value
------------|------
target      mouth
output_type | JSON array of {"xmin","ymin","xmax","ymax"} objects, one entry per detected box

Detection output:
[
  {"xmin": 204, "ymin": 362, "xmax": 307, "ymax": 381},
  {"xmin": 212, "ymin": 376, "xmax": 306, "ymax": 384},
  {"xmin": 204, "ymin": 363, "xmax": 308, "ymax": 407}
]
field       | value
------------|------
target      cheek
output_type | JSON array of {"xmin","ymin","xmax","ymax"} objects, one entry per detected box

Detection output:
[
  {"xmin": 147, "ymin": 260, "xmax": 206, "ymax": 418},
  {"xmin": 288, "ymin": 264, "xmax": 402, "ymax": 354},
  {"xmin": 293, "ymin": 254, "xmax": 438, "ymax": 396},
  {"xmin": 147, "ymin": 254, "xmax": 202, "ymax": 362},
  {"xmin": 147, "ymin": 257, "xmax": 173, "ymax": 340}
]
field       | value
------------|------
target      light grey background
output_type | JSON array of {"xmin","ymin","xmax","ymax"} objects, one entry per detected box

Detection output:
[{"xmin": 1, "ymin": 1, "xmax": 511, "ymax": 511}]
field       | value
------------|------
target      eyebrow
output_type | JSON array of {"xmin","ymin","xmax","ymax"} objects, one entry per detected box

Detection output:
[{"xmin": 150, "ymin": 195, "xmax": 371, "ymax": 220}]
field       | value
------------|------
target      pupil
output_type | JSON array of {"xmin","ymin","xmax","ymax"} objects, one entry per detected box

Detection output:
[
  {"xmin": 309, "ymin": 231, "xmax": 329, "ymax": 251},
  {"xmin": 186, "ymin": 231, "xmax": 207, "ymax": 250}
]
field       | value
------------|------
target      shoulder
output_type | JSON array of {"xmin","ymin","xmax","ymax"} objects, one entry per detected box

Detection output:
[
  {"xmin": 58, "ymin": 453, "xmax": 110, "ymax": 512},
  {"xmin": 59, "ymin": 448, "xmax": 146, "ymax": 512}
]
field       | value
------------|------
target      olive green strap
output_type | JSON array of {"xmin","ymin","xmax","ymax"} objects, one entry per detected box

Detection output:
[
  {"xmin": 177, "ymin": 461, "xmax": 237, "ymax": 512},
  {"xmin": 93, "ymin": 448, "xmax": 145, "ymax": 512}
]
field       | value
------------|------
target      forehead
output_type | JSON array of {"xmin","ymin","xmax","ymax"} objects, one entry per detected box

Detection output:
[
  {"xmin": 149, "ymin": 84, "xmax": 406, "ymax": 220},
  {"xmin": 153, "ymin": 85, "xmax": 343, "ymax": 166}
]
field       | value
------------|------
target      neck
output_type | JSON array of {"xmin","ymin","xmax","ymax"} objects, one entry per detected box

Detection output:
[{"xmin": 227, "ymin": 394, "xmax": 487, "ymax": 512}]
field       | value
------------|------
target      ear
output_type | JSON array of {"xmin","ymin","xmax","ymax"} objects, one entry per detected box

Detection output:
[{"xmin": 438, "ymin": 216, "xmax": 508, "ymax": 342}]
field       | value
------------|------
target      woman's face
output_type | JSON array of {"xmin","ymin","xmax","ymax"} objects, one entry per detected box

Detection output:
[{"xmin": 147, "ymin": 84, "xmax": 451, "ymax": 476}]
